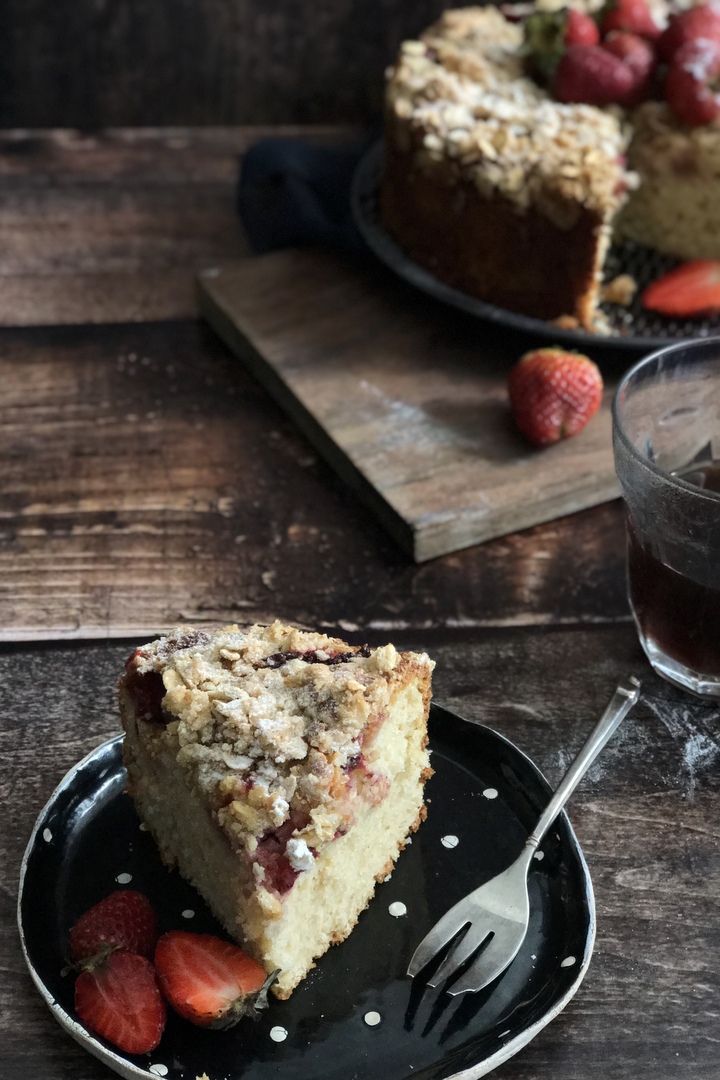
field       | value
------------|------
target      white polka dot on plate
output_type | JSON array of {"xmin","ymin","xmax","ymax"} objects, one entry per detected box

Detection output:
[
  {"xmin": 181, "ymin": 909, "xmax": 195, "ymax": 919},
  {"xmin": 148, "ymin": 1065, "xmax": 168, "ymax": 1076},
  {"xmin": 115, "ymin": 873, "xmax": 132, "ymax": 884},
  {"xmin": 42, "ymin": 828, "xmax": 52, "ymax": 843},
  {"xmin": 482, "ymin": 788, "xmax": 498, "ymax": 800},
  {"xmin": 270, "ymin": 1026, "xmax": 288, "ymax": 1042},
  {"xmin": 364, "ymin": 1011, "xmax": 382, "ymax": 1027},
  {"xmin": 388, "ymin": 902, "xmax": 407, "ymax": 918},
  {"xmin": 561, "ymin": 955, "xmax": 576, "ymax": 968},
  {"xmin": 139, "ymin": 823, "xmax": 148, "ymax": 832},
  {"xmin": 441, "ymin": 835, "xmax": 459, "ymax": 849},
  {"xmin": 534, "ymin": 850, "xmax": 544, "ymax": 861}
]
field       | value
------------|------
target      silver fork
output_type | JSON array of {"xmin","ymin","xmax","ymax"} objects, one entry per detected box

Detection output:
[{"xmin": 408, "ymin": 677, "xmax": 641, "ymax": 996}]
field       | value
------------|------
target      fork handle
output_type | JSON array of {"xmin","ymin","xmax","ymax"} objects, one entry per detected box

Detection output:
[{"xmin": 525, "ymin": 677, "xmax": 640, "ymax": 852}]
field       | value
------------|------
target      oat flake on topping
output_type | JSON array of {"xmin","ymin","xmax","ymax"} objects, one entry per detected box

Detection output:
[
  {"xmin": 127, "ymin": 621, "xmax": 434, "ymax": 854},
  {"xmin": 385, "ymin": 6, "xmax": 634, "ymax": 217}
]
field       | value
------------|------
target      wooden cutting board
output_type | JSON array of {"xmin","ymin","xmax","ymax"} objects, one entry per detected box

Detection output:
[{"xmin": 198, "ymin": 249, "xmax": 620, "ymax": 562}]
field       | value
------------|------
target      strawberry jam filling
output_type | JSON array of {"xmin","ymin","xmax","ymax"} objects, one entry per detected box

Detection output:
[
  {"xmin": 123, "ymin": 662, "xmax": 168, "ymax": 725},
  {"xmin": 124, "ymin": 632, "xmax": 211, "ymax": 725},
  {"xmin": 253, "ymin": 814, "xmax": 314, "ymax": 896},
  {"xmin": 265, "ymin": 645, "xmax": 371, "ymax": 668}
]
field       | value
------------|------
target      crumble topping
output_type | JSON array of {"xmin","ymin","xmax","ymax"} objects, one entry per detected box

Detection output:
[
  {"xmin": 124, "ymin": 621, "xmax": 434, "ymax": 881},
  {"xmin": 627, "ymin": 100, "xmax": 720, "ymax": 177},
  {"xmin": 386, "ymin": 5, "xmax": 634, "ymax": 218}
]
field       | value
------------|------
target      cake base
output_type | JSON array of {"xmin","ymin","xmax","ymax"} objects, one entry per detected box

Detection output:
[{"xmin": 380, "ymin": 138, "xmax": 609, "ymax": 329}]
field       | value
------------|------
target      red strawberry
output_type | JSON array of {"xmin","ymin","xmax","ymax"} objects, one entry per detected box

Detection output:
[
  {"xmin": 641, "ymin": 260, "xmax": 720, "ymax": 316},
  {"xmin": 553, "ymin": 44, "xmax": 635, "ymax": 105},
  {"xmin": 602, "ymin": 30, "xmax": 657, "ymax": 104},
  {"xmin": 154, "ymin": 931, "xmax": 275, "ymax": 1028},
  {"xmin": 665, "ymin": 38, "xmax": 720, "ymax": 127},
  {"xmin": 523, "ymin": 10, "xmax": 600, "ymax": 82},
  {"xmin": 68, "ymin": 890, "xmax": 158, "ymax": 964},
  {"xmin": 600, "ymin": 0, "xmax": 660, "ymax": 40},
  {"xmin": 508, "ymin": 348, "xmax": 604, "ymax": 447},
  {"xmin": 75, "ymin": 950, "xmax": 166, "ymax": 1055},
  {"xmin": 565, "ymin": 9, "xmax": 601, "ymax": 47},
  {"xmin": 658, "ymin": 4, "xmax": 720, "ymax": 63}
]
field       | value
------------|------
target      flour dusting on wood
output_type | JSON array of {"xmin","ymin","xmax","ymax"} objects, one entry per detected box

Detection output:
[{"xmin": 644, "ymin": 697, "xmax": 719, "ymax": 798}]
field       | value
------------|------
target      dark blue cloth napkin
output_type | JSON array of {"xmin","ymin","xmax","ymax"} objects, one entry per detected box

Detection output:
[{"xmin": 237, "ymin": 137, "xmax": 374, "ymax": 256}]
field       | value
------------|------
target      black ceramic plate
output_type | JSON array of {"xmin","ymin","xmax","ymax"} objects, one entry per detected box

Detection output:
[
  {"xmin": 352, "ymin": 141, "xmax": 720, "ymax": 352},
  {"xmin": 18, "ymin": 705, "xmax": 594, "ymax": 1080}
]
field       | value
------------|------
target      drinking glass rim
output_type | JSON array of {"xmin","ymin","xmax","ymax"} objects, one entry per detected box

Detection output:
[{"xmin": 612, "ymin": 337, "xmax": 720, "ymax": 504}]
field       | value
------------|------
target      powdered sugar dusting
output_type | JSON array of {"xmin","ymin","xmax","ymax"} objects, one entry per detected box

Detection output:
[{"xmin": 645, "ymin": 697, "xmax": 719, "ymax": 798}]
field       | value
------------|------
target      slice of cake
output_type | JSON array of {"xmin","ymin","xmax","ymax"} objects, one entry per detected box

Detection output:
[
  {"xmin": 381, "ymin": 6, "xmax": 634, "ymax": 330},
  {"xmin": 119, "ymin": 621, "xmax": 434, "ymax": 999}
]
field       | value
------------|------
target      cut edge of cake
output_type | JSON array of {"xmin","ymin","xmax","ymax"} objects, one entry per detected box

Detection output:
[
  {"xmin": 381, "ymin": 6, "xmax": 634, "ymax": 331},
  {"xmin": 119, "ymin": 621, "xmax": 434, "ymax": 999}
]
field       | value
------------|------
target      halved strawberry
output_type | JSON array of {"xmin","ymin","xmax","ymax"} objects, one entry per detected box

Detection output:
[
  {"xmin": 75, "ymin": 950, "xmax": 166, "ymax": 1055},
  {"xmin": 154, "ymin": 931, "xmax": 276, "ymax": 1028},
  {"xmin": 641, "ymin": 260, "xmax": 720, "ymax": 316},
  {"xmin": 68, "ymin": 890, "xmax": 158, "ymax": 964},
  {"xmin": 508, "ymin": 348, "xmax": 604, "ymax": 447}
]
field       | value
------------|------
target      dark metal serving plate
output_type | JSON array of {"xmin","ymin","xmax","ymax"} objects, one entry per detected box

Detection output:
[
  {"xmin": 18, "ymin": 704, "xmax": 594, "ymax": 1080},
  {"xmin": 352, "ymin": 141, "xmax": 719, "ymax": 351}
]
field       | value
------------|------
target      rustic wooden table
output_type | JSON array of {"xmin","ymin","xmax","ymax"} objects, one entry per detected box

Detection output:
[{"xmin": 1, "ymin": 128, "xmax": 717, "ymax": 1080}]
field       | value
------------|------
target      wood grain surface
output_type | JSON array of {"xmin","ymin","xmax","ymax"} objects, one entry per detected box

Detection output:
[
  {"xmin": 0, "ymin": 127, "xmax": 357, "ymax": 326},
  {"xmin": 2, "ymin": 627, "xmax": 718, "ymax": 1080},
  {"xmin": 0, "ymin": 318, "xmax": 630, "ymax": 640},
  {"xmin": 199, "ymin": 251, "xmax": 621, "ymax": 561}
]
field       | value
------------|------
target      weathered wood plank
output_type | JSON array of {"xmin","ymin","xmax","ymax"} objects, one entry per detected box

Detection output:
[
  {"xmin": 0, "ymin": 127, "xmax": 357, "ymax": 326},
  {"xmin": 0, "ymin": 319, "xmax": 629, "ymax": 640},
  {"xmin": 1, "ymin": 626, "xmax": 717, "ymax": 1079},
  {"xmin": 200, "ymin": 251, "xmax": 621, "ymax": 561}
]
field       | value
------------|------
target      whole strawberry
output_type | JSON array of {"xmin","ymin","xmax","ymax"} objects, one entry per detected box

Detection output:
[
  {"xmin": 553, "ymin": 44, "xmax": 635, "ymax": 106},
  {"xmin": 600, "ymin": 0, "xmax": 660, "ymax": 40},
  {"xmin": 508, "ymin": 348, "xmax": 604, "ymax": 447},
  {"xmin": 666, "ymin": 38, "xmax": 720, "ymax": 127},
  {"xmin": 75, "ymin": 950, "xmax": 166, "ymax": 1054},
  {"xmin": 602, "ymin": 30, "xmax": 657, "ymax": 104},
  {"xmin": 154, "ymin": 931, "xmax": 275, "ymax": 1028},
  {"xmin": 68, "ymin": 890, "xmax": 158, "ymax": 964},
  {"xmin": 566, "ymin": 8, "xmax": 601, "ymax": 47},
  {"xmin": 658, "ymin": 4, "xmax": 720, "ymax": 63},
  {"xmin": 523, "ymin": 10, "xmax": 599, "ymax": 82}
]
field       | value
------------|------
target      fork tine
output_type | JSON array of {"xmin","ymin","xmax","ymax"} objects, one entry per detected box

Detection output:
[
  {"xmin": 407, "ymin": 903, "xmax": 471, "ymax": 977},
  {"xmin": 447, "ymin": 925, "xmax": 526, "ymax": 996},
  {"xmin": 426, "ymin": 923, "xmax": 493, "ymax": 988}
]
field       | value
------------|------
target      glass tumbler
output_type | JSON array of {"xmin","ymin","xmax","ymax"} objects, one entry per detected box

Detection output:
[{"xmin": 612, "ymin": 338, "xmax": 720, "ymax": 697}]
